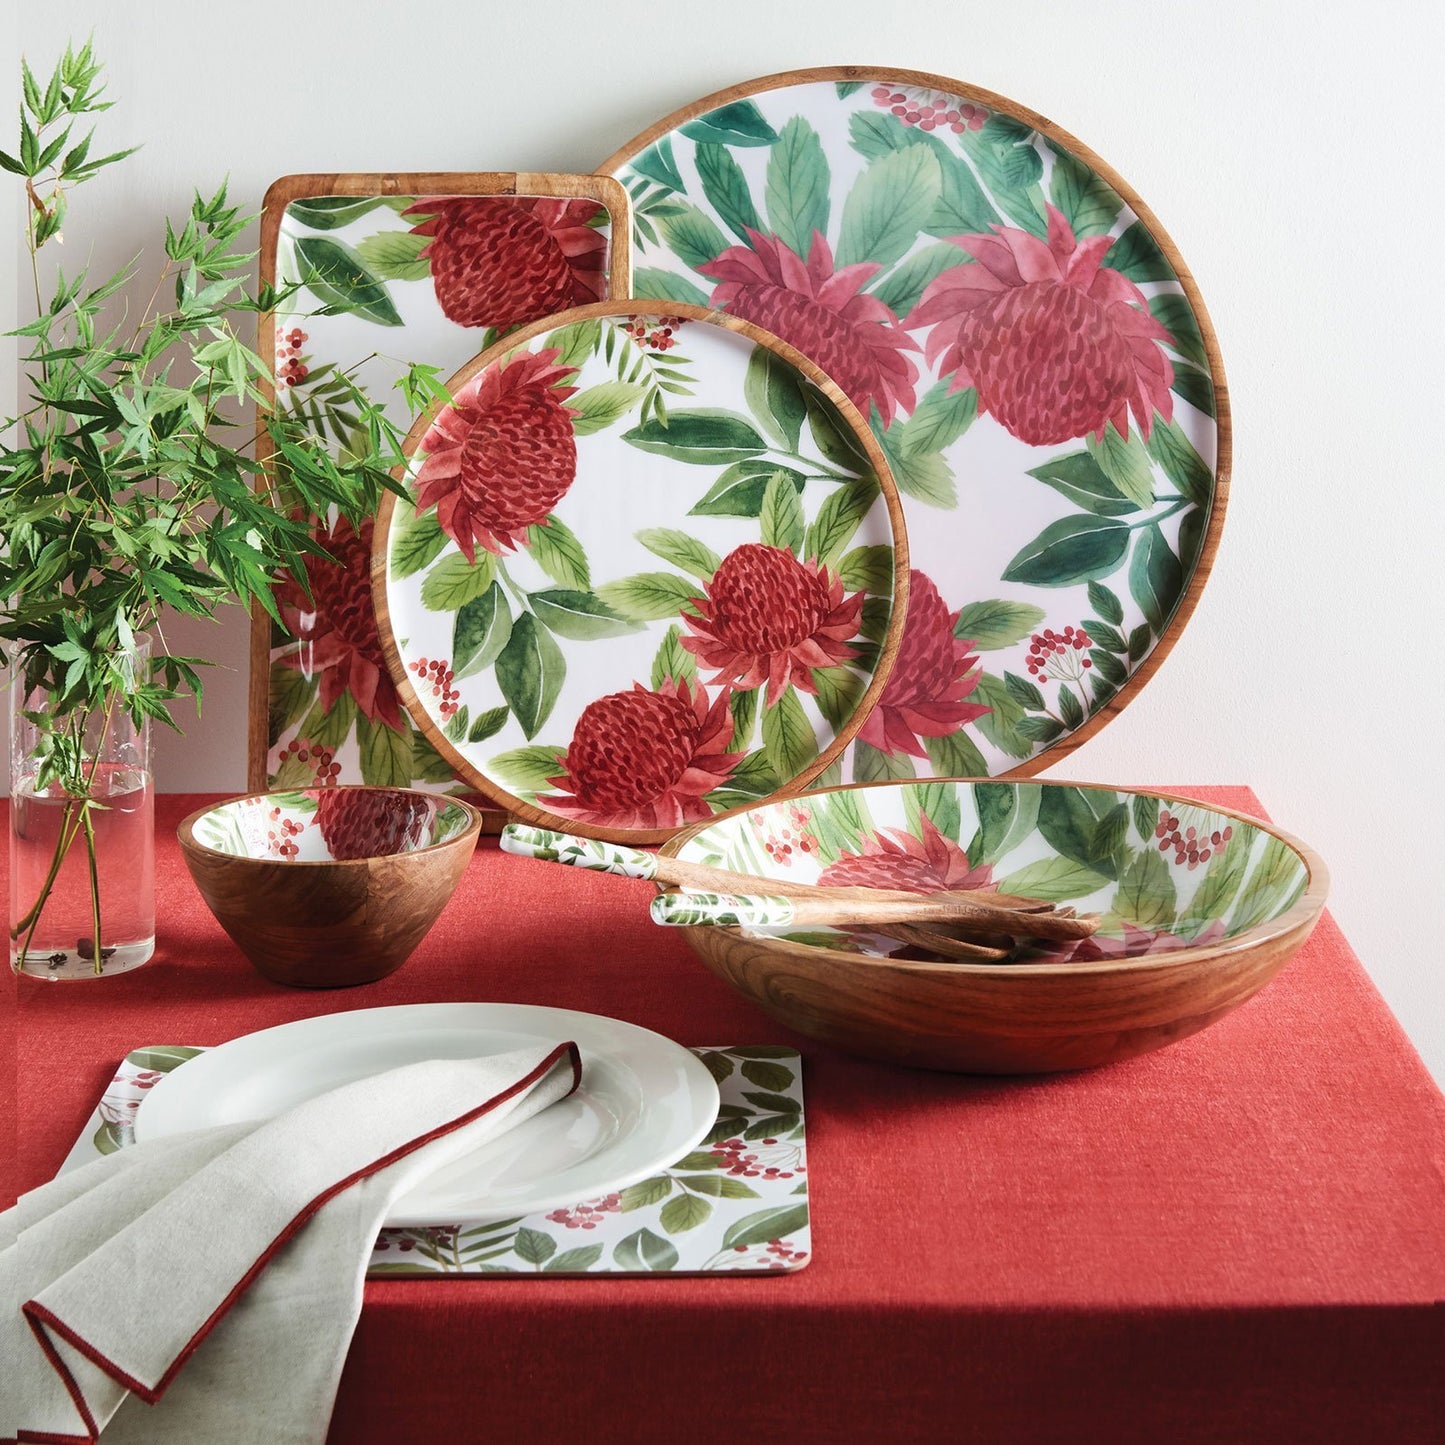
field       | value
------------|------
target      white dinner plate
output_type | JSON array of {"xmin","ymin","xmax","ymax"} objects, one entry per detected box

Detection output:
[{"xmin": 133, "ymin": 1003, "xmax": 720, "ymax": 1227}]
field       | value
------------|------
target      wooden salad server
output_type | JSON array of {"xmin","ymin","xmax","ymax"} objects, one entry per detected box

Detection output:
[
  {"xmin": 500, "ymin": 823, "xmax": 1060, "ymax": 916},
  {"xmin": 647, "ymin": 890, "xmax": 1100, "ymax": 942}
]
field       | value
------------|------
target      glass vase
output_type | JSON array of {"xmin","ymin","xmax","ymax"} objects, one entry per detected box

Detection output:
[{"xmin": 8, "ymin": 640, "xmax": 156, "ymax": 979}]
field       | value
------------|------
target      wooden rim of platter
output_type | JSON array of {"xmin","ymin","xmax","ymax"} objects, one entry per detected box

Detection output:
[
  {"xmin": 246, "ymin": 171, "xmax": 636, "ymax": 793},
  {"xmin": 371, "ymin": 298, "xmax": 913, "ymax": 845},
  {"xmin": 177, "ymin": 786, "xmax": 486, "ymax": 867},
  {"xmin": 659, "ymin": 779, "xmax": 1326, "ymax": 977},
  {"xmin": 598, "ymin": 65, "xmax": 1232, "ymax": 779}
]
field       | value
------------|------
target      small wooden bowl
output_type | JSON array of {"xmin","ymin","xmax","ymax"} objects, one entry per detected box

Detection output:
[
  {"xmin": 660, "ymin": 781, "xmax": 1329, "ymax": 1074},
  {"xmin": 178, "ymin": 787, "xmax": 483, "ymax": 987}
]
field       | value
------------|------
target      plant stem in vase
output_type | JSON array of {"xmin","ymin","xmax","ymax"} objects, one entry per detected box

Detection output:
[{"xmin": 9, "ymin": 641, "xmax": 155, "ymax": 977}]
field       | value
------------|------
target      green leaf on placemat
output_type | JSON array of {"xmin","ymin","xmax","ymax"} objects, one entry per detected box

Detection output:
[
  {"xmin": 660, "ymin": 1192, "xmax": 712, "ymax": 1234},
  {"xmin": 619, "ymin": 1176, "xmax": 672, "ymax": 1212},
  {"xmin": 512, "ymin": 1227, "xmax": 556, "ymax": 1266},
  {"xmin": 740, "ymin": 1058, "xmax": 795, "ymax": 1092},
  {"xmin": 544, "ymin": 1245, "xmax": 604, "ymax": 1273},
  {"xmin": 127, "ymin": 1045, "xmax": 203, "ymax": 1072},
  {"xmin": 93, "ymin": 1121, "xmax": 123, "ymax": 1155},
  {"xmin": 721, "ymin": 1204, "xmax": 810, "ymax": 1249},
  {"xmin": 613, "ymin": 1227, "xmax": 680, "ymax": 1272}
]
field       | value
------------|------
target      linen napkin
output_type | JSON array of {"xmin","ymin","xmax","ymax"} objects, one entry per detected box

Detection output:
[{"xmin": 2, "ymin": 1041, "xmax": 581, "ymax": 1444}]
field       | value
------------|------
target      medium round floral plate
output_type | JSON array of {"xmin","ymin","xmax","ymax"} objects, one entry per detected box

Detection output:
[
  {"xmin": 373, "ymin": 301, "xmax": 909, "ymax": 843},
  {"xmin": 600, "ymin": 67, "xmax": 1228, "ymax": 783}
]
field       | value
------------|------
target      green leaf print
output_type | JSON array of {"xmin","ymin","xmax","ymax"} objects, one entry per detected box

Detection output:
[
  {"xmin": 695, "ymin": 142, "xmax": 762, "ymax": 243},
  {"xmin": 1087, "ymin": 425, "xmax": 1155, "ymax": 509},
  {"xmin": 596, "ymin": 571, "xmax": 701, "ymax": 622},
  {"xmin": 613, "ymin": 1228, "xmax": 680, "ymax": 1272},
  {"xmin": 529, "ymin": 588, "xmax": 643, "ymax": 640},
  {"xmin": 721, "ymin": 1204, "xmax": 809, "ymax": 1250},
  {"xmin": 762, "ymin": 688, "xmax": 818, "ymax": 778},
  {"xmin": 896, "ymin": 380, "xmax": 977, "ymax": 457},
  {"xmin": 420, "ymin": 551, "xmax": 496, "ymax": 612},
  {"xmin": 1105, "ymin": 221, "xmax": 1175, "ymax": 283},
  {"xmin": 453, "ymin": 583, "xmax": 513, "ymax": 680},
  {"xmin": 650, "ymin": 624, "xmax": 698, "ymax": 688},
  {"xmin": 759, "ymin": 471, "xmax": 806, "ymax": 555},
  {"xmin": 293, "ymin": 236, "xmax": 402, "ymax": 326},
  {"xmin": 744, "ymin": 343, "xmax": 807, "ymax": 452},
  {"xmin": 656, "ymin": 202, "xmax": 730, "ymax": 272},
  {"xmin": 1114, "ymin": 846, "xmax": 1177, "ymax": 929},
  {"xmin": 488, "ymin": 745, "xmax": 566, "ymax": 792},
  {"xmin": 1048, "ymin": 146, "xmax": 1122, "ymax": 238},
  {"xmin": 996, "ymin": 855, "xmax": 1111, "ymax": 903},
  {"xmin": 680, "ymin": 100, "xmax": 779, "ymax": 148},
  {"xmin": 568, "ymin": 381, "xmax": 646, "ymax": 437},
  {"xmin": 624, "ymin": 407, "xmax": 768, "ymax": 464},
  {"xmin": 765, "ymin": 115, "xmax": 831, "ymax": 259},
  {"xmin": 689, "ymin": 460, "xmax": 806, "ymax": 518},
  {"xmin": 629, "ymin": 137, "xmax": 686, "ymax": 192},
  {"xmin": 1087, "ymin": 580, "xmax": 1125, "ymax": 626},
  {"xmin": 287, "ymin": 195, "xmax": 393, "ymax": 230},
  {"xmin": 867, "ymin": 241, "xmax": 968, "ymax": 316},
  {"xmin": 1146, "ymin": 420, "xmax": 1213, "ymax": 507},
  {"xmin": 494, "ymin": 612, "xmax": 565, "ymax": 739},
  {"xmin": 660, "ymin": 1192, "xmax": 712, "ymax": 1234},
  {"xmin": 390, "ymin": 509, "xmax": 449, "ymax": 578},
  {"xmin": 1128, "ymin": 524, "xmax": 1183, "ymax": 633},
  {"xmin": 631, "ymin": 266, "xmax": 711, "ymax": 307},
  {"xmin": 354, "ymin": 230, "xmax": 430, "ymax": 281},
  {"xmin": 836, "ymin": 146, "xmax": 943, "ymax": 270},
  {"xmin": 952, "ymin": 599, "xmax": 1046, "ymax": 650},
  {"xmin": 525, "ymin": 514, "xmax": 591, "ymax": 590},
  {"xmin": 1150, "ymin": 293, "xmax": 1209, "ymax": 368},
  {"xmin": 356, "ymin": 714, "xmax": 413, "ymax": 787},
  {"xmin": 543, "ymin": 1246, "xmax": 604, "ymax": 1274},
  {"xmin": 637, "ymin": 528, "xmax": 720, "ymax": 581},
  {"xmin": 513, "ymin": 1227, "xmax": 556, "ymax": 1265},
  {"xmin": 923, "ymin": 728, "xmax": 988, "ymax": 780},
  {"xmin": 1169, "ymin": 362, "xmax": 1216, "ymax": 417},
  {"xmin": 1002, "ymin": 515, "xmax": 1131, "ymax": 587},
  {"xmin": 1026, "ymin": 451, "xmax": 1141, "ymax": 517}
]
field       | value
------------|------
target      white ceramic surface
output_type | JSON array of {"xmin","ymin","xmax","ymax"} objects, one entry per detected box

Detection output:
[{"xmin": 134, "ymin": 1003, "xmax": 720, "ymax": 1227}]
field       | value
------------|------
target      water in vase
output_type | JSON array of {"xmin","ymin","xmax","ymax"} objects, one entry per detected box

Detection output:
[{"xmin": 10, "ymin": 763, "xmax": 156, "ymax": 979}]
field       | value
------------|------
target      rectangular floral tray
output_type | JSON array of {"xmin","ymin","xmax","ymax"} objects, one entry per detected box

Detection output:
[
  {"xmin": 60, "ymin": 1043, "xmax": 810, "ymax": 1276},
  {"xmin": 248, "ymin": 172, "xmax": 633, "ymax": 807}
]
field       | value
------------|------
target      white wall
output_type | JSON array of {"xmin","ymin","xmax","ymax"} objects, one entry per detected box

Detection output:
[{"xmin": 13, "ymin": 0, "xmax": 1444, "ymax": 1083}]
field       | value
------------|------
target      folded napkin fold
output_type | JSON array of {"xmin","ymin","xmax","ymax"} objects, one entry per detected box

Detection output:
[{"xmin": 2, "ymin": 1041, "xmax": 581, "ymax": 1445}]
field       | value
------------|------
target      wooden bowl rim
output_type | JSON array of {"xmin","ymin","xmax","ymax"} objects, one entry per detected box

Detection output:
[
  {"xmin": 658, "ymin": 779, "xmax": 1328, "ymax": 978},
  {"xmin": 176, "ymin": 785, "xmax": 485, "ymax": 868}
]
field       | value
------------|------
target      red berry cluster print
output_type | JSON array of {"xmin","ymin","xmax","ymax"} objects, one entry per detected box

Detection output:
[
  {"xmin": 408, "ymin": 657, "xmax": 460, "ymax": 723},
  {"xmin": 1026, "ymin": 625, "xmax": 1094, "ymax": 685},
  {"xmin": 869, "ymin": 83, "xmax": 986, "ymax": 134}
]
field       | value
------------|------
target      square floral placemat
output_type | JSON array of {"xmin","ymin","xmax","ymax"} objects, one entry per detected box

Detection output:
[{"xmin": 59, "ymin": 1044, "xmax": 810, "ymax": 1276}]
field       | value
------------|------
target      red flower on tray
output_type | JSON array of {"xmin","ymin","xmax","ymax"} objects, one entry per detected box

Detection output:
[
  {"xmin": 909, "ymin": 205, "xmax": 1174, "ymax": 446},
  {"xmin": 276, "ymin": 515, "xmax": 403, "ymax": 729},
  {"xmin": 404, "ymin": 196, "xmax": 608, "ymax": 330},
  {"xmin": 700, "ymin": 229, "xmax": 918, "ymax": 425},
  {"xmin": 855, "ymin": 570, "xmax": 988, "ymax": 759},
  {"xmin": 680, "ymin": 543, "xmax": 865, "ymax": 708},
  {"xmin": 545, "ymin": 679, "xmax": 743, "ymax": 831},
  {"xmin": 412, "ymin": 349, "xmax": 580, "ymax": 558},
  {"xmin": 819, "ymin": 815, "xmax": 995, "ymax": 893}
]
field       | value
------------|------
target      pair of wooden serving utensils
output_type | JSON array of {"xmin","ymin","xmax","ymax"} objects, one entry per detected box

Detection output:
[{"xmin": 499, "ymin": 825, "xmax": 1100, "ymax": 962}]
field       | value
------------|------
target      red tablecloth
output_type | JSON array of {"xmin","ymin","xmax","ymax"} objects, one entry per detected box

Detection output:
[{"xmin": 7, "ymin": 788, "xmax": 1444, "ymax": 1443}]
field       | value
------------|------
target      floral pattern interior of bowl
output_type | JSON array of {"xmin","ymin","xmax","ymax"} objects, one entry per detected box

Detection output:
[
  {"xmin": 192, "ymin": 791, "xmax": 474, "ymax": 863},
  {"xmin": 674, "ymin": 782, "xmax": 1309, "ymax": 961}
]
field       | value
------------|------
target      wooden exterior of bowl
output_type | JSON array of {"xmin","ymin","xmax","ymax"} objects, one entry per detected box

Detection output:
[
  {"xmin": 661, "ymin": 784, "xmax": 1329, "ymax": 1074},
  {"xmin": 177, "ymin": 792, "xmax": 484, "ymax": 988}
]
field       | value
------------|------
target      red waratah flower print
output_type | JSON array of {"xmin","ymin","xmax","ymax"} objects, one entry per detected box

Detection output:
[
  {"xmin": 403, "ymin": 196, "xmax": 608, "ymax": 329},
  {"xmin": 412, "ymin": 349, "xmax": 580, "ymax": 558},
  {"xmin": 700, "ymin": 229, "xmax": 919, "ymax": 425},
  {"xmin": 819, "ymin": 815, "xmax": 995, "ymax": 893},
  {"xmin": 908, "ymin": 204, "xmax": 1175, "ymax": 446},
  {"xmin": 315, "ymin": 789, "xmax": 429, "ymax": 861},
  {"xmin": 545, "ymin": 678, "xmax": 744, "ymax": 831},
  {"xmin": 855, "ymin": 570, "xmax": 988, "ymax": 759},
  {"xmin": 680, "ymin": 543, "xmax": 865, "ymax": 707},
  {"xmin": 276, "ymin": 515, "xmax": 403, "ymax": 729}
]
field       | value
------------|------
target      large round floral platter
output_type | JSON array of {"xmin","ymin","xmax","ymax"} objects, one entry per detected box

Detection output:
[
  {"xmin": 374, "ymin": 301, "xmax": 908, "ymax": 843},
  {"xmin": 602, "ymin": 68, "xmax": 1227, "ymax": 784}
]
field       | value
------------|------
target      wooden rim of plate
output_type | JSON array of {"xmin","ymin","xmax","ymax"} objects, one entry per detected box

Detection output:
[
  {"xmin": 598, "ymin": 65, "xmax": 1232, "ymax": 778},
  {"xmin": 371, "ymin": 298, "xmax": 912, "ymax": 844},
  {"xmin": 660, "ymin": 778, "xmax": 1326, "ymax": 977},
  {"xmin": 246, "ymin": 171, "xmax": 636, "ymax": 794}
]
